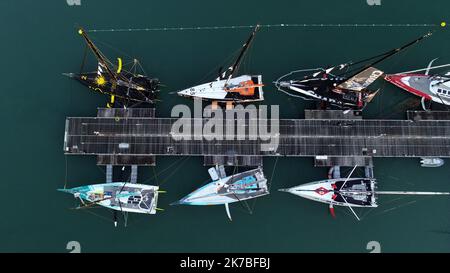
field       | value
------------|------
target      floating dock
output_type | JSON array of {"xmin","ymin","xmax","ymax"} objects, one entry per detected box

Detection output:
[{"xmin": 64, "ymin": 109, "xmax": 450, "ymax": 167}]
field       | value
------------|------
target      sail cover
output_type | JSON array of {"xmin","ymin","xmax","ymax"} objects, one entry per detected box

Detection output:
[{"xmin": 337, "ymin": 67, "xmax": 384, "ymax": 92}]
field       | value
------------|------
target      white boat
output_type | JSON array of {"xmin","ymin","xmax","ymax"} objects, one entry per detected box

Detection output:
[
  {"xmin": 385, "ymin": 59, "xmax": 450, "ymax": 111},
  {"xmin": 279, "ymin": 166, "xmax": 450, "ymax": 220},
  {"xmin": 59, "ymin": 182, "xmax": 160, "ymax": 214},
  {"xmin": 280, "ymin": 178, "xmax": 378, "ymax": 208},
  {"xmin": 172, "ymin": 166, "xmax": 269, "ymax": 220},
  {"xmin": 420, "ymin": 157, "xmax": 445, "ymax": 167},
  {"xmin": 178, "ymin": 75, "xmax": 263, "ymax": 103},
  {"xmin": 177, "ymin": 25, "xmax": 264, "ymax": 104}
]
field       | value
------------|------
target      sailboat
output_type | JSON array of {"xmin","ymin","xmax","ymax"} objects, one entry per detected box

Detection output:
[
  {"xmin": 279, "ymin": 166, "xmax": 450, "ymax": 220},
  {"xmin": 171, "ymin": 166, "xmax": 269, "ymax": 221},
  {"xmin": 177, "ymin": 25, "xmax": 264, "ymax": 106},
  {"xmin": 59, "ymin": 182, "xmax": 160, "ymax": 226},
  {"xmin": 275, "ymin": 32, "xmax": 432, "ymax": 110},
  {"xmin": 64, "ymin": 28, "xmax": 160, "ymax": 107},
  {"xmin": 385, "ymin": 59, "xmax": 450, "ymax": 110}
]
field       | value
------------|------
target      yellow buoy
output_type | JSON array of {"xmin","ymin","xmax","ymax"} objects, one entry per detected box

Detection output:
[
  {"xmin": 78, "ymin": 29, "xmax": 83, "ymax": 35},
  {"xmin": 441, "ymin": 21, "xmax": 447, "ymax": 27}
]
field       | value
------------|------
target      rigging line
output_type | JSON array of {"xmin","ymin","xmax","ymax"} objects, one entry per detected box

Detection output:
[
  {"xmin": 137, "ymin": 61, "xmax": 148, "ymax": 77},
  {"xmin": 231, "ymin": 203, "xmax": 254, "ymax": 214},
  {"xmin": 128, "ymin": 60, "xmax": 137, "ymax": 75},
  {"xmin": 157, "ymin": 156, "xmax": 191, "ymax": 187},
  {"xmin": 149, "ymin": 156, "xmax": 188, "ymax": 181},
  {"xmin": 227, "ymin": 24, "xmax": 259, "ymax": 81},
  {"xmin": 276, "ymin": 87, "xmax": 317, "ymax": 100},
  {"xmin": 336, "ymin": 51, "xmax": 397, "ymax": 77},
  {"xmin": 250, "ymin": 159, "xmax": 277, "ymax": 213},
  {"xmin": 96, "ymin": 165, "xmax": 106, "ymax": 176},
  {"xmin": 91, "ymin": 36, "xmax": 134, "ymax": 60},
  {"xmin": 268, "ymin": 157, "xmax": 279, "ymax": 192},
  {"xmin": 198, "ymin": 47, "xmax": 242, "ymax": 84},
  {"xmin": 378, "ymin": 69, "xmax": 400, "ymax": 117},
  {"xmin": 79, "ymin": 44, "xmax": 89, "ymax": 74},
  {"xmin": 122, "ymin": 167, "xmax": 132, "ymax": 184},
  {"xmin": 79, "ymin": 30, "xmax": 118, "ymax": 80},
  {"xmin": 64, "ymin": 155, "xmax": 69, "ymax": 189},
  {"xmin": 372, "ymin": 200, "xmax": 418, "ymax": 216},
  {"xmin": 239, "ymin": 195, "xmax": 254, "ymax": 215},
  {"xmin": 228, "ymin": 165, "xmax": 254, "ymax": 215},
  {"xmin": 152, "ymin": 166, "xmax": 159, "ymax": 187},
  {"xmin": 336, "ymin": 37, "xmax": 417, "ymax": 77},
  {"xmin": 379, "ymin": 41, "xmax": 418, "ymax": 117},
  {"xmin": 373, "ymin": 193, "xmax": 437, "ymax": 217},
  {"xmin": 242, "ymin": 36, "xmax": 256, "ymax": 75},
  {"xmin": 359, "ymin": 206, "xmax": 377, "ymax": 220},
  {"xmin": 122, "ymin": 60, "xmax": 135, "ymax": 67},
  {"xmin": 68, "ymin": 71, "xmax": 74, "ymax": 106},
  {"xmin": 86, "ymin": 23, "xmax": 438, "ymax": 33},
  {"xmin": 79, "ymin": 207, "xmax": 115, "ymax": 223},
  {"xmin": 377, "ymin": 74, "xmax": 387, "ymax": 117},
  {"xmin": 380, "ymin": 195, "xmax": 410, "ymax": 205}
]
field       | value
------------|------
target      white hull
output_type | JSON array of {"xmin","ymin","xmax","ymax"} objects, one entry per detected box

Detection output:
[{"xmin": 178, "ymin": 75, "xmax": 264, "ymax": 103}]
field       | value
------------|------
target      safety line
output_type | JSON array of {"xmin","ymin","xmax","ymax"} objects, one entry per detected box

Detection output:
[{"xmin": 86, "ymin": 23, "xmax": 440, "ymax": 33}]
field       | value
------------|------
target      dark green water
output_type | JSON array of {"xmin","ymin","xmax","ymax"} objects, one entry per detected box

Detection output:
[{"xmin": 2, "ymin": 0, "xmax": 450, "ymax": 252}]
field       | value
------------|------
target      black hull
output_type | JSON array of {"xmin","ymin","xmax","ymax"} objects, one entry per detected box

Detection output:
[
  {"xmin": 73, "ymin": 72, "xmax": 159, "ymax": 105},
  {"xmin": 280, "ymin": 77, "xmax": 370, "ymax": 110},
  {"xmin": 283, "ymin": 86, "xmax": 365, "ymax": 110},
  {"xmin": 334, "ymin": 179, "xmax": 375, "ymax": 207}
]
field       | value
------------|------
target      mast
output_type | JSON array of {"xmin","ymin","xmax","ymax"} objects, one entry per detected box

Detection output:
[
  {"xmin": 77, "ymin": 28, "xmax": 117, "ymax": 81},
  {"xmin": 225, "ymin": 24, "xmax": 260, "ymax": 80},
  {"xmin": 375, "ymin": 191, "xmax": 450, "ymax": 195},
  {"xmin": 343, "ymin": 32, "xmax": 433, "ymax": 80}
]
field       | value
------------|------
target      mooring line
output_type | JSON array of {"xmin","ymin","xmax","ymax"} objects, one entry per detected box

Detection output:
[{"xmin": 86, "ymin": 23, "xmax": 440, "ymax": 33}]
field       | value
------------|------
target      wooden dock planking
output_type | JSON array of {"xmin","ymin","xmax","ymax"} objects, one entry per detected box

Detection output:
[{"xmin": 63, "ymin": 109, "xmax": 450, "ymax": 166}]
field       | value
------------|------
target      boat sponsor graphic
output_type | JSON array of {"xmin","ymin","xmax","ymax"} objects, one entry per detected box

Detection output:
[
  {"xmin": 337, "ymin": 67, "xmax": 384, "ymax": 92},
  {"xmin": 315, "ymin": 187, "xmax": 329, "ymax": 195}
]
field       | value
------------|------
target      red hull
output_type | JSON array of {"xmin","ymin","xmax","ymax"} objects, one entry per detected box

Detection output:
[{"xmin": 384, "ymin": 74, "xmax": 432, "ymax": 100}]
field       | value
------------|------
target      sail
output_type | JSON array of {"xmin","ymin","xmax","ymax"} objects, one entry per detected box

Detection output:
[
  {"xmin": 220, "ymin": 25, "xmax": 260, "ymax": 80},
  {"xmin": 337, "ymin": 67, "xmax": 384, "ymax": 92}
]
